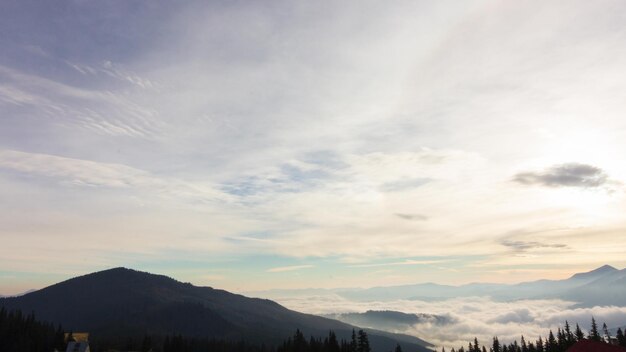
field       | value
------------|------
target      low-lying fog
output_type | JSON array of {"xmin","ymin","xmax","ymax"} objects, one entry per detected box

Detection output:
[{"xmin": 265, "ymin": 293, "xmax": 626, "ymax": 349}]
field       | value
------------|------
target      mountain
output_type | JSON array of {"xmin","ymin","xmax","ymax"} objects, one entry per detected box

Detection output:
[
  {"xmin": 251, "ymin": 265, "xmax": 626, "ymax": 308},
  {"xmin": 569, "ymin": 264, "xmax": 618, "ymax": 281},
  {"xmin": 0, "ymin": 268, "xmax": 433, "ymax": 352}
]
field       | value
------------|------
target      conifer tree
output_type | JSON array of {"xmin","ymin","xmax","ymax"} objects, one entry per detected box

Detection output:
[
  {"xmin": 574, "ymin": 324, "xmax": 585, "ymax": 341},
  {"xmin": 294, "ymin": 329, "xmax": 307, "ymax": 352},
  {"xmin": 327, "ymin": 331, "xmax": 340, "ymax": 352},
  {"xmin": 616, "ymin": 328, "xmax": 626, "ymax": 348},
  {"xmin": 357, "ymin": 329, "xmax": 370, "ymax": 352},
  {"xmin": 395, "ymin": 343, "xmax": 402, "ymax": 352},
  {"xmin": 589, "ymin": 317, "xmax": 601, "ymax": 342},
  {"xmin": 520, "ymin": 336, "xmax": 528, "ymax": 352},
  {"xmin": 546, "ymin": 331, "xmax": 556, "ymax": 352},
  {"xmin": 556, "ymin": 328, "xmax": 565, "ymax": 351},
  {"xmin": 603, "ymin": 322, "xmax": 611, "ymax": 343},
  {"xmin": 351, "ymin": 329, "xmax": 358, "ymax": 352},
  {"xmin": 492, "ymin": 337, "xmax": 501, "ymax": 352},
  {"xmin": 564, "ymin": 321, "xmax": 574, "ymax": 346},
  {"xmin": 536, "ymin": 336, "xmax": 543, "ymax": 352}
]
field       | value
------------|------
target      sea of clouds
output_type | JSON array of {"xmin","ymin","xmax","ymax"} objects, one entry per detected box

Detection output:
[{"xmin": 270, "ymin": 294, "xmax": 626, "ymax": 349}]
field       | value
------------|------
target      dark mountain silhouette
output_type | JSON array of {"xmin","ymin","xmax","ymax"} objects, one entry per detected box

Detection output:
[{"xmin": 0, "ymin": 267, "xmax": 433, "ymax": 352}]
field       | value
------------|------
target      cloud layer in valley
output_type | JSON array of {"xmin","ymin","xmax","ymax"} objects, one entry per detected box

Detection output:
[{"xmin": 267, "ymin": 294, "xmax": 626, "ymax": 349}]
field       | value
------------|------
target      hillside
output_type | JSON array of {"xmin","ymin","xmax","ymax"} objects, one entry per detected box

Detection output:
[{"xmin": 0, "ymin": 268, "xmax": 433, "ymax": 352}]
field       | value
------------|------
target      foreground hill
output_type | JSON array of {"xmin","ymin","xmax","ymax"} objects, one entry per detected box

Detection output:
[{"xmin": 0, "ymin": 268, "xmax": 433, "ymax": 352}]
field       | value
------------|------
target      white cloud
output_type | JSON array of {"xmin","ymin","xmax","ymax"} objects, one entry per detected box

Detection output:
[{"xmin": 266, "ymin": 294, "xmax": 626, "ymax": 349}]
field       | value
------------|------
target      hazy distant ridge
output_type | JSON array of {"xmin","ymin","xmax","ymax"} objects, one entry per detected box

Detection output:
[{"xmin": 251, "ymin": 265, "xmax": 626, "ymax": 307}]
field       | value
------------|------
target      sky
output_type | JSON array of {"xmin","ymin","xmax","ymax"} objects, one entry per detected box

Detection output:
[{"xmin": 2, "ymin": 0, "xmax": 626, "ymax": 295}]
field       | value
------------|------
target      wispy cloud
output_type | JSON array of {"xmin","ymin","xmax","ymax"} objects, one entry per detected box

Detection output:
[
  {"xmin": 267, "ymin": 265, "xmax": 314, "ymax": 273},
  {"xmin": 501, "ymin": 240, "xmax": 568, "ymax": 253},
  {"xmin": 0, "ymin": 149, "xmax": 228, "ymax": 203},
  {"xmin": 349, "ymin": 260, "xmax": 444, "ymax": 268},
  {"xmin": 395, "ymin": 213, "xmax": 429, "ymax": 221}
]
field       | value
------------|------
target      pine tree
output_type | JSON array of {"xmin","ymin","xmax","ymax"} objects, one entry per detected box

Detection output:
[
  {"xmin": 492, "ymin": 337, "xmax": 501, "ymax": 352},
  {"xmin": 536, "ymin": 336, "xmax": 543, "ymax": 352},
  {"xmin": 294, "ymin": 329, "xmax": 308, "ymax": 352},
  {"xmin": 574, "ymin": 324, "xmax": 585, "ymax": 341},
  {"xmin": 603, "ymin": 322, "xmax": 611, "ymax": 343},
  {"xmin": 564, "ymin": 321, "xmax": 574, "ymax": 346},
  {"xmin": 473, "ymin": 338, "xmax": 480, "ymax": 352},
  {"xmin": 616, "ymin": 328, "xmax": 626, "ymax": 348},
  {"xmin": 589, "ymin": 318, "xmax": 601, "ymax": 342},
  {"xmin": 357, "ymin": 329, "xmax": 370, "ymax": 352},
  {"xmin": 395, "ymin": 343, "xmax": 402, "ymax": 352},
  {"xmin": 327, "ymin": 331, "xmax": 340, "ymax": 352},
  {"xmin": 556, "ymin": 328, "xmax": 565, "ymax": 351},
  {"xmin": 520, "ymin": 336, "xmax": 528, "ymax": 352},
  {"xmin": 351, "ymin": 329, "xmax": 358, "ymax": 352},
  {"xmin": 546, "ymin": 330, "xmax": 557, "ymax": 352}
]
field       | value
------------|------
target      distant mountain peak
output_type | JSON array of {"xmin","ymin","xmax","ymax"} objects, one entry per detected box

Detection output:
[{"xmin": 569, "ymin": 264, "xmax": 618, "ymax": 280}]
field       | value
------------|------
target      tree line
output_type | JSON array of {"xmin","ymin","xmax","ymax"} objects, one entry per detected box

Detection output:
[
  {"xmin": 0, "ymin": 308, "xmax": 384, "ymax": 352},
  {"xmin": 0, "ymin": 307, "xmax": 66, "ymax": 352},
  {"xmin": 442, "ymin": 317, "xmax": 626, "ymax": 352}
]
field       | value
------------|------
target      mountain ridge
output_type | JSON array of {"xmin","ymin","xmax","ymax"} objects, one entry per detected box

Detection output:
[
  {"xmin": 249, "ymin": 265, "xmax": 626, "ymax": 307},
  {"xmin": 0, "ymin": 267, "xmax": 433, "ymax": 352}
]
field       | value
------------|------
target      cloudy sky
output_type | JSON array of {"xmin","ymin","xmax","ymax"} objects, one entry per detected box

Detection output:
[{"xmin": 2, "ymin": 0, "xmax": 626, "ymax": 295}]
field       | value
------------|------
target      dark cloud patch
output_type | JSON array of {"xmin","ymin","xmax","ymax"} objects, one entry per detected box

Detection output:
[
  {"xmin": 395, "ymin": 213, "xmax": 429, "ymax": 221},
  {"xmin": 381, "ymin": 178, "xmax": 432, "ymax": 192},
  {"xmin": 501, "ymin": 240, "xmax": 567, "ymax": 252},
  {"xmin": 513, "ymin": 163, "xmax": 608, "ymax": 188}
]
